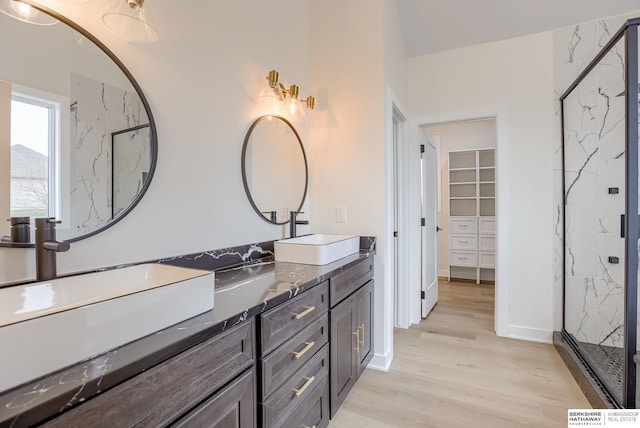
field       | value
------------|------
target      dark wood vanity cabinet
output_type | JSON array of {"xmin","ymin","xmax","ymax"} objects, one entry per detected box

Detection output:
[
  {"xmin": 43, "ymin": 320, "xmax": 256, "ymax": 428},
  {"xmin": 258, "ymin": 281, "xmax": 331, "ymax": 428},
  {"xmin": 172, "ymin": 368, "xmax": 256, "ymax": 428},
  {"xmin": 34, "ymin": 255, "xmax": 375, "ymax": 428},
  {"xmin": 329, "ymin": 258, "xmax": 374, "ymax": 418},
  {"xmin": 356, "ymin": 280, "xmax": 374, "ymax": 377}
]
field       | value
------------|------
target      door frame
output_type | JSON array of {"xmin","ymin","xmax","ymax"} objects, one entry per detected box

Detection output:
[
  {"xmin": 391, "ymin": 103, "xmax": 412, "ymax": 329},
  {"xmin": 408, "ymin": 106, "xmax": 509, "ymax": 337}
]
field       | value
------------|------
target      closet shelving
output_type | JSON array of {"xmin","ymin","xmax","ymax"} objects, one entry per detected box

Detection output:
[{"xmin": 448, "ymin": 148, "xmax": 495, "ymax": 284}]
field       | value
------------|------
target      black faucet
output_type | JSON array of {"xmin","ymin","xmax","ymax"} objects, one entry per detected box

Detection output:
[
  {"xmin": 289, "ymin": 211, "xmax": 309, "ymax": 238},
  {"xmin": 35, "ymin": 218, "xmax": 70, "ymax": 281}
]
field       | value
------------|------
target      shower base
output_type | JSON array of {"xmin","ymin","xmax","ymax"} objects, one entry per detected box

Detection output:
[
  {"xmin": 578, "ymin": 341, "xmax": 624, "ymax": 398},
  {"xmin": 554, "ymin": 332, "xmax": 619, "ymax": 408}
]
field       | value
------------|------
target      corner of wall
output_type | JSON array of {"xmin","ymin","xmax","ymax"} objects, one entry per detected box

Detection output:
[{"xmin": 368, "ymin": 348, "xmax": 393, "ymax": 372}]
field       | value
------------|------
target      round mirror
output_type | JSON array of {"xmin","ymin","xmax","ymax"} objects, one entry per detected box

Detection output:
[
  {"xmin": 241, "ymin": 115, "xmax": 308, "ymax": 224},
  {"xmin": 0, "ymin": 4, "xmax": 157, "ymax": 242}
]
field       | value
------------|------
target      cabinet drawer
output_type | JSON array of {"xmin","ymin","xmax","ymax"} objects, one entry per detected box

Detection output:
[
  {"xmin": 479, "ymin": 251, "xmax": 495, "ymax": 268},
  {"xmin": 172, "ymin": 368, "xmax": 256, "ymax": 428},
  {"xmin": 261, "ymin": 282, "xmax": 328, "ymax": 354},
  {"xmin": 262, "ymin": 344, "xmax": 329, "ymax": 428},
  {"xmin": 449, "ymin": 250, "xmax": 477, "ymax": 267},
  {"xmin": 44, "ymin": 320, "xmax": 255, "ymax": 428},
  {"xmin": 330, "ymin": 258, "xmax": 374, "ymax": 307},
  {"xmin": 479, "ymin": 217, "xmax": 495, "ymax": 234},
  {"xmin": 262, "ymin": 314, "xmax": 328, "ymax": 399},
  {"xmin": 281, "ymin": 377, "xmax": 329, "ymax": 428},
  {"xmin": 449, "ymin": 217, "xmax": 478, "ymax": 234},
  {"xmin": 479, "ymin": 235, "xmax": 495, "ymax": 251},
  {"xmin": 449, "ymin": 234, "xmax": 477, "ymax": 250}
]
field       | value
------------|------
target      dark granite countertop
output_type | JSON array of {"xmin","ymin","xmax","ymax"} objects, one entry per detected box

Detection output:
[{"xmin": 0, "ymin": 238, "xmax": 375, "ymax": 427}]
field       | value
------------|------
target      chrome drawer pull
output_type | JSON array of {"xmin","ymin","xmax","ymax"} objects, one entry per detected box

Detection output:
[
  {"xmin": 358, "ymin": 324, "xmax": 365, "ymax": 346},
  {"xmin": 293, "ymin": 376, "xmax": 315, "ymax": 397},
  {"xmin": 292, "ymin": 305, "xmax": 316, "ymax": 320},
  {"xmin": 354, "ymin": 330, "xmax": 360, "ymax": 353},
  {"xmin": 302, "ymin": 426, "xmax": 317, "ymax": 428},
  {"xmin": 292, "ymin": 341, "xmax": 315, "ymax": 359}
]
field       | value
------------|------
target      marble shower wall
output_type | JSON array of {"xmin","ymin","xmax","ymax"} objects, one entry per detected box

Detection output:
[
  {"xmin": 554, "ymin": 14, "xmax": 638, "ymax": 347},
  {"xmin": 69, "ymin": 73, "xmax": 147, "ymax": 234},
  {"xmin": 112, "ymin": 126, "xmax": 151, "ymax": 218}
]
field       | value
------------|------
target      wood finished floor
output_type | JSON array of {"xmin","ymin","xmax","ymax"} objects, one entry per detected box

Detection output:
[{"xmin": 329, "ymin": 280, "xmax": 590, "ymax": 427}]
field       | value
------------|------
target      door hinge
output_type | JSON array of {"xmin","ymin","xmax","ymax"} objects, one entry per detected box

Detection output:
[
  {"xmin": 394, "ymin": 231, "xmax": 398, "ymax": 238},
  {"xmin": 420, "ymin": 291, "xmax": 426, "ymax": 299},
  {"xmin": 421, "ymin": 218, "xmax": 426, "ymax": 227},
  {"xmin": 420, "ymin": 144, "xmax": 425, "ymax": 154}
]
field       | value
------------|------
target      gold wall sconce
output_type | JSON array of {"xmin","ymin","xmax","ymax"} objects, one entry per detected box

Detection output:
[
  {"xmin": 0, "ymin": 0, "xmax": 92, "ymax": 25},
  {"xmin": 1, "ymin": 0, "xmax": 158, "ymax": 42},
  {"xmin": 103, "ymin": 0, "xmax": 159, "ymax": 43},
  {"xmin": 0, "ymin": 0, "xmax": 57, "ymax": 25},
  {"xmin": 258, "ymin": 70, "xmax": 315, "ymax": 116}
]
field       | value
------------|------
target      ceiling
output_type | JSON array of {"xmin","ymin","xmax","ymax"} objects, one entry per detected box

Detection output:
[{"xmin": 397, "ymin": 0, "xmax": 640, "ymax": 57}]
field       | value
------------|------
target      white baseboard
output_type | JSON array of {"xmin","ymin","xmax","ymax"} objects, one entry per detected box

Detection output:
[
  {"xmin": 438, "ymin": 268, "xmax": 449, "ymax": 278},
  {"xmin": 368, "ymin": 350, "xmax": 392, "ymax": 372},
  {"xmin": 508, "ymin": 324, "xmax": 553, "ymax": 344}
]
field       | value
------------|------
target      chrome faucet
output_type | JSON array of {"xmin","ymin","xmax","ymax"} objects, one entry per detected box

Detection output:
[
  {"xmin": 289, "ymin": 211, "xmax": 309, "ymax": 238},
  {"xmin": 35, "ymin": 218, "xmax": 70, "ymax": 281}
]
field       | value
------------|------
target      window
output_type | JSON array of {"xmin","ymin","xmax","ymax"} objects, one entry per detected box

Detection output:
[{"xmin": 10, "ymin": 93, "xmax": 58, "ymax": 218}]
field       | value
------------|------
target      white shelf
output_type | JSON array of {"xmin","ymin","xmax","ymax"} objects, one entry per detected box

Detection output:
[{"xmin": 448, "ymin": 149, "xmax": 496, "ymax": 284}]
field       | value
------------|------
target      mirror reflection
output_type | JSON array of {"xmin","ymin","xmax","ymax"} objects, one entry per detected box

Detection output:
[
  {"xmin": 0, "ymin": 6, "xmax": 156, "ymax": 242},
  {"xmin": 242, "ymin": 115, "xmax": 307, "ymax": 224}
]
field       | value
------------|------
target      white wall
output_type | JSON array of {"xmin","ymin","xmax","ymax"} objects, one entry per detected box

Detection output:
[
  {"xmin": 309, "ymin": 0, "xmax": 400, "ymax": 370},
  {"xmin": 426, "ymin": 120, "xmax": 496, "ymax": 277},
  {"xmin": 409, "ymin": 33, "xmax": 556, "ymax": 342},
  {"xmin": 382, "ymin": 0, "xmax": 410, "ymax": 361},
  {"xmin": 0, "ymin": 0, "xmax": 311, "ymax": 283}
]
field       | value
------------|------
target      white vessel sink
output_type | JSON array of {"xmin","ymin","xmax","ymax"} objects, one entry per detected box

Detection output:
[
  {"xmin": 274, "ymin": 234, "xmax": 359, "ymax": 265},
  {"xmin": 0, "ymin": 263, "xmax": 214, "ymax": 392}
]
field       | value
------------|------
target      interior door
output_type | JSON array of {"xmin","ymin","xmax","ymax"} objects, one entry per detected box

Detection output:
[{"xmin": 421, "ymin": 134, "xmax": 438, "ymax": 318}]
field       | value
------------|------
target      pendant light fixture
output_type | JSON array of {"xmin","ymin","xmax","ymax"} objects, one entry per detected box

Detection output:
[
  {"xmin": 0, "ymin": 0, "xmax": 57, "ymax": 25},
  {"xmin": 103, "ymin": 0, "xmax": 158, "ymax": 42}
]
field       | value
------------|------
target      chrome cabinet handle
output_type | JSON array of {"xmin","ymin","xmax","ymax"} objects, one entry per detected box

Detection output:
[
  {"xmin": 354, "ymin": 330, "xmax": 360, "ymax": 353},
  {"xmin": 292, "ymin": 341, "xmax": 315, "ymax": 359},
  {"xmin": 293, "ymin": 376, "xmax": 315, "ymax": 397},
  {"xmin": 358, "ymin": 324, "xmax": 365, "ymax": 346},
  {"xmin": 292, "ymin": 305, "xmax": 315, "ymax": 320}
]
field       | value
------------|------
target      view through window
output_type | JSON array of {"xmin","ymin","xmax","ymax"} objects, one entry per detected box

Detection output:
[{"xmin": 10, "ymin": 97, "xmax": 53, "ymax": 218}]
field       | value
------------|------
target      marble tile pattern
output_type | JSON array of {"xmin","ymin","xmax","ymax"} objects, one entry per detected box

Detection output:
[
  {"xmin": 0, "ymin": 237, "xmax": 376, "ymax": 427},
  {"xmin": 112, "ymin": 126, "xmax": 151, "ymax": 217},
  {"xmin": 554, "ymin": 15, "xmax": 636, "ymax": 348},
  {"xmin": 69, "ymin": 73, "xmax": 147, "ymax": 234}
]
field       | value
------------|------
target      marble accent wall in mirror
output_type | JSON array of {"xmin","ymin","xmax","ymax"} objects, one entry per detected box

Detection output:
[
  {"xmin": 0, "ymin": 3, "xmax": 157, "ymax": 243},
  {"xmin": 241, "ymin": 115, "xmax": 307, "ymax": 224}
]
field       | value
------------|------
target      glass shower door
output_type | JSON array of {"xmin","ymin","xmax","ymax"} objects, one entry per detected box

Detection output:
[{"xmin": 563, "ymin": 35, "xmax": 627, "ymax": 403}]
